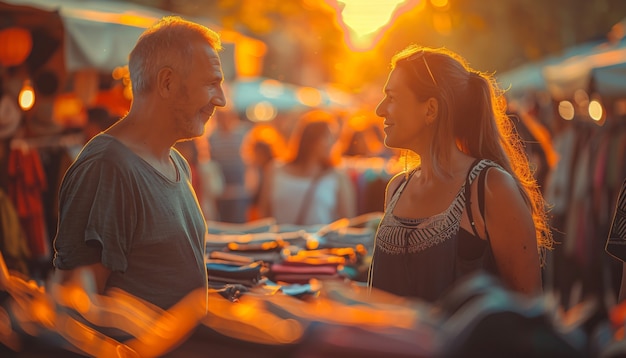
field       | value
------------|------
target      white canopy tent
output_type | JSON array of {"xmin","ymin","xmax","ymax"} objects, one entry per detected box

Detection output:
[
  {"xmin": 0, "ymin": 0, "xmax": 273, "ymax": 126},
  {"xmin": 543, "ymin": 39, "xmax": 626, "ymax": 100},
  {"xmin": 0, "ymin": 0, "xmax": 238, "ymax": 77},
  {"xmin": 497, "ymin": 18, "xmax": 626, "ymax": 102},
  {"xmin": 591, "ymin": 61, "xmax": 626, "ymax": 98},
  {"xmin": 30, "ymin": 0, "xmax": 169, "ymax": 72},
  {"xmin": 496, "ymin": 60, "xmax": 549, "ymax": 99},
  {"xmin": 496, "ymin": 40, "xmax": 607, "ymax": 101}
]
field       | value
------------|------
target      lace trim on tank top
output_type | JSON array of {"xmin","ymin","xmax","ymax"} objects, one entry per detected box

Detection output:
[{"xmin": 375, "ymin": 159, "xmax": 496, "ymax": 255}]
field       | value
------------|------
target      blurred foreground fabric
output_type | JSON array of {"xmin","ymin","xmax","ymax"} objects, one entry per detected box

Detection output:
[{"xmin": 0, "ymin": 214, "xmax": 620, "ymax": 357}]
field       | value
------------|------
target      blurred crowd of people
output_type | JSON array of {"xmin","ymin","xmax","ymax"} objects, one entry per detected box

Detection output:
[
  {"xmin": 194, "ymin": 105, "xmax": 397, "ymax": 226},
  {"xmin": 0, "ymin": 18, "xmax": 626, "ymax": 358},
  {"xmin": 0, "ymin": 13, "xmax": 625, "ymax": 358},
  {"xmin": 0, "ymin": 74, "xmax": 400, "ymax": 282},
  {"xmin": 1, "ymin": 51, "xmax": 625, "ymax": 306}
]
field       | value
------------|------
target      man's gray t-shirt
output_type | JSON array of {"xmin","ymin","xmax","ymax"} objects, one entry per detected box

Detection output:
[{"xmin": 53, "ymin": 134, "xmax": 207, "ymax": 310}]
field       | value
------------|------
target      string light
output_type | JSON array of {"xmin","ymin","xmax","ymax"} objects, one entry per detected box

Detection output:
[{"xmin": 18, "ymin": 80, "xmax": 35, "ymax": 111}]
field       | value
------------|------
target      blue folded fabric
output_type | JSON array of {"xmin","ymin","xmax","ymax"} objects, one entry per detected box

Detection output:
[
  {"xmin": 206, "ymin": 261, "xmax": 263, "ymax": 281},
  {"xmin": 263, "ymin": 280, "xmax": 319, "ymax": 297}
]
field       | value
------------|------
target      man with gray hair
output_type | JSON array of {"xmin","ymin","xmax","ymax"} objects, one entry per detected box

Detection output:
[{"xmin": 52, "ymin": 16, "xmax": 226, "ymax": 310}]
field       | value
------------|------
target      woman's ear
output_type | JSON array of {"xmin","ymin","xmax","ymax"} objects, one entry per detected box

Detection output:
[{"xmin": 426, "ymin": 97, "xmax": 439, "ymax": 123}]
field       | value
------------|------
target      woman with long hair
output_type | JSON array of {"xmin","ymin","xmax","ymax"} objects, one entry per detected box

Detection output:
[
  {"xmin": 368, "ymin": 45, "xmax": 553, "ymax": 301},
  {"xmin": 257, "ymin": 109, "xmax": 356, "ymax": 226}
]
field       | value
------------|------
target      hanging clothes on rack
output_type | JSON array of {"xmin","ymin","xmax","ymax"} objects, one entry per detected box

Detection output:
[
  {"xmin": 0, "ymin": 188, "xmax": 31, "ymax": 275},
  {"xmin": 7, "ymin": 144, "xmax": 50, "ymax": 261},
  {"xmin": 7, "ymin": 133, "xmax": 84, "ymax": 261}
]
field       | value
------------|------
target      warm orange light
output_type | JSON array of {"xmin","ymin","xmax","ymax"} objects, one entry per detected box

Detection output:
[
  {"xmin": 259, "ymin": 79, "xmax": 285, "ymax": 98},
  {"xmin": 589, "ymin": 100, "xmax": 603, "ymax": 121},
  {"xmin": 340, "ymin": 0, "xmax": 404, "ymax": 38},
  {"xmin": 296, "ymin": 87, "xmax": 323, "ymax": 107},
  {"xmin": 432, "ymin": 12, "xmax": 452, "ymax": 35},
  {"xmin": 69, "ymin": 286, "xmax": 91, "ymax": 313},
  {"xmin": 123, "ymin": 85, "xmax": 133, "ymax": 100},
  {"xmin": 430, "ymin": 0, "xmax": 449, "ymax": 9},
  {"xmin": 31, "ymin": 298, "xmax": 55, "ymax": 328},
  {"xmin": 271, "ymin": 318, "xmax": 303, "ymax": 343},
  {"xmin": 326, "ymin": 0, "xmax": 424, "ymax": 50},
  {"xmin": 558, "ymin": 101, "xmax": 575, "ymax": 120},
  {"xmin": 112, "ymin": 66, "xmax": 128, "ymax": 80},
  {"xmin": 63, "ymin": 8, "xmax": 158, "ymax": 28},
  {"xmin": 245, "ymin": 101, "xmax": 277, "ymax": 122},
  {"xmin": 233, "ymin": 34, "xmax": 268, "ymax": 78},
  {"xmin": 517, "ymin": 110, "xmax": 558, "ymax": 170},
  {"xmin": 0, "ymin": 27, "xmax": 32, "ymax": 67},
  {"xmin": 18, "ymin": 81, "xmax": 35, "ymax": 111},
  {"xmin": 348, "ymin": 112, "xmax": 371, "ymax": 131},
  {"xmin": 53, "ymin": 93, "xmax": 86, "ymax": 128}
]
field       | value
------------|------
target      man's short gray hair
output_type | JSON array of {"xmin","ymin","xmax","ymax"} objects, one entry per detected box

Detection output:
[{"xmin": 128, "ymin": 16, "xmax": 221, "ymax": 96}]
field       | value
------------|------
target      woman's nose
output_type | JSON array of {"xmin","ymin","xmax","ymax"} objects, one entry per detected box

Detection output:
[{"xmin": 375, "ymin": 100, "xmax": 385, "ymax": 117}]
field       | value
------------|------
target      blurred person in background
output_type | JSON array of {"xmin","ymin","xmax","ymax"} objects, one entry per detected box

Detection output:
[
  {"xmin": 198, "ymin": 138, "xmax": 226, "ymax": 222},
  {"xmin": 174, "ymin": 139, "xmax": 203, "ymax": 207},
  {"xmin": 368, "ymin": 45, "xmax": 553, "ymax": 302},
  {"xmin": 240, "ymin": 123, "xmax": 286, "ymax": 221},
  {"xmin": 208, "ymin": 107, "xmax": 251, "ymax": 223},
  {"xmin": 340, "ymin": 109, "xmax": 389, "ymax": 158},
  {"xmin": 338, "ymin": 109, "xmax": 398, "ymax": 215},
  {"xmin": 257, "ymin": 109, "xmax": 356, "ymax": 226},
  {"xmin": 53, "ymin": 16, "xmax": 226, "ymax": 313},
  {"xmin": 177, "ymin": 137, "xmax": 225, "ymax": 221}
]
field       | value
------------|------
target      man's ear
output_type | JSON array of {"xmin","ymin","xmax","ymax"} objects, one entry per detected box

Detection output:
[{"xmin": 156, "ymin": 66, "xmax": 175, "ymax": 98}]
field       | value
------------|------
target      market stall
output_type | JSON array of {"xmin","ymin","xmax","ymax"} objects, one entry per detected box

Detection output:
[
  {"xmin": 0, "ymin": 215, "xmax": 596, "ymax": 357},
  {"xmin": 0, "ymin": 0, "xmax": 237, "ymax": 75},
  {"xmin": 543, "ymin": 38, "xmax": 626, "ymax": 101}
]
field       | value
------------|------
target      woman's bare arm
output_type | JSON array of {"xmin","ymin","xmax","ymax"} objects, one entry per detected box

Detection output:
[{"xmin": 483, "ymin": 167, "xmax": 542, "ymax": 295}]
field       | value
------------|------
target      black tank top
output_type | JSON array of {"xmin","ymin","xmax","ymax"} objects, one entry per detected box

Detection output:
[{"xmin": 368, "ymin": 159, "xmax": 498, "ymax": 302}]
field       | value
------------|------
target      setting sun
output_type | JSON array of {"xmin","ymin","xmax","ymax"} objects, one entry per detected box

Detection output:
[{"xmin": 327, "ymin": 0, "xmax": 424, "ymax": 50}]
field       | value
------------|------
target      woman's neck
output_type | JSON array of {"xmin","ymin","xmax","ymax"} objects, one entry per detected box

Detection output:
[{"xmin": 416, "ymin": 146, "xmax": 473, "ymax": 183}]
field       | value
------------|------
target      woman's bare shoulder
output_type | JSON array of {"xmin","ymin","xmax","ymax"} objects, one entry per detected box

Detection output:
[
  {"xmin": 483, "ymin": 166, "xmax": 520, "ymax": 197},
  {"xmin": 386, "ymin": 171, "xmax": 408, "ymax": 197}
]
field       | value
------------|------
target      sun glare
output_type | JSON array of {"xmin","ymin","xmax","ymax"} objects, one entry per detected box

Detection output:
[
  {"xmin": 327, "ymin": 0, "xmax": 423, "ymax": 51},
  {"xmin": 341, "ymin": 0, "xmax": 404, "ymax": 35}
]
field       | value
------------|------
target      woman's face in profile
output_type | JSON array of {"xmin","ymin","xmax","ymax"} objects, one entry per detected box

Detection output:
[{"xmin": 376, "ymin": 67, "xmax": 431, "ymax": 150}]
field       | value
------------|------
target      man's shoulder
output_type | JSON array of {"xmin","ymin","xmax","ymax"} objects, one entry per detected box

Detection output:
[
  {"xmin": 67, "ymin": 135, "xmax": 136, "ymax": 176},
  {"xmin": 79, "ymin": 134, "xmax": 138, "ymax": 162},
  {"xmin": 82, "ymin": 134, "xmax": 123, "ymax": 153}
]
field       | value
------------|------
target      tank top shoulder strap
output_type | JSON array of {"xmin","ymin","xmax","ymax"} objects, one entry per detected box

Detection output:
[
  {"xmin": 464, "ymin": 159, "xmax": 500, "ymax": 239},
  {"xmin": 386, "ymin": 169, "xmax": 418, "ymax": 213}
]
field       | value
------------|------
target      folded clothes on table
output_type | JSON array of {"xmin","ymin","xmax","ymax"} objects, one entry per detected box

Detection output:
[{"xmin": 206, "ymin": 260, "xmax": 266, "ymax": 287}]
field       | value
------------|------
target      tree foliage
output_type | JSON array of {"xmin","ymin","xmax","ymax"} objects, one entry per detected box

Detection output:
[{"xmin": 131, "ymin": 0, "xmax": 626, "ymax": 91}]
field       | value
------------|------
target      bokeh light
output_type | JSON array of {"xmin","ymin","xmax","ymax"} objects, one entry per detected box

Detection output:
[
  {"xmin": 296, "ymin": 86, "xmax": 323, "ymax": 106},
  {"xmin": 558, "ymin": 100, "xmax": 575, "ymax": 120},
  {"xmin": 327, "ymin": 0, "xmax": 420, "ymax": 50},
  {"xmin": 246, "ymin": 101, "xmax": 277, "ymax": 122},
  {"xmin": 18, "ymin": 81, "xmax": 34, "ymax": 111},
  {"xmin": 588, "ymin": 100, "xmax": 603, "ymax": 121}
]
